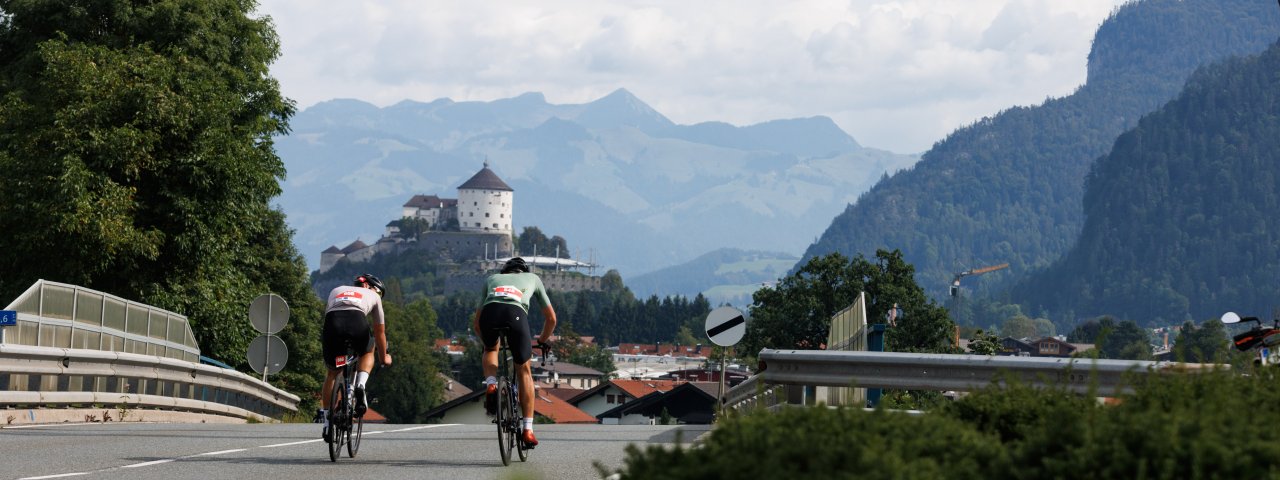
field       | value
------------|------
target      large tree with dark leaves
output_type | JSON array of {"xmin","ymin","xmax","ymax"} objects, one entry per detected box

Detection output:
[
  {"xmin": 0, "ymin": 0, "xmax": 323, "ymax": 402},
  {"xmin": 743, "ymin": 250, "xmax": 954, "ymax": 356}
]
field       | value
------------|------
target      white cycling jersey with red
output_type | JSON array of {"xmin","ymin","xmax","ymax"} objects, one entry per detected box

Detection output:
[{"xmin": 325, "ymin": 286, "xmax": 385, "ymax": 324}]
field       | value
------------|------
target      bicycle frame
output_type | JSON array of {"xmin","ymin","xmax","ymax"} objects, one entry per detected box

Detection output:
[
  {"xmin": 328, "ymin": 348, "xmax": 364, "ymax": 462},
  {"xmin": 494, "ymin": 330, "xmax": 549, "ymax": 466}
]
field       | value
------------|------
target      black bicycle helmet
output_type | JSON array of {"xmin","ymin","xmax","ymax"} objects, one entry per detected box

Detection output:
[
  {"xmin": 354, "ymin": 273, "xmax": 385, "ymax": 296},
  {"xmin": 501, "ymin": 257, "xmax": 529, "ymax": 274}
]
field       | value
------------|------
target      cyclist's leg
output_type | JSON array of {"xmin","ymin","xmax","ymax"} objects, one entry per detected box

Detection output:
[
  {"xmin": 320, "ymin": 311, "xmax": 345, "ymax": 411},
  {"xmin": 516, "ymin": 360, "xmax": 535, "ymax": 419},
  {"xmin": 504, "ymin": 313, "xmax": 535, "ymax": 422},
  {"xmin": 476, "ymin": 303, "xmax": 507, "ymax": 379}
]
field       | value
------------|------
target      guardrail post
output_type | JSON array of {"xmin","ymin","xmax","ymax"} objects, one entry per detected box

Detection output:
[{"xmin": 867, "ymin": 324, "xmax": 886, "ymax": 407}]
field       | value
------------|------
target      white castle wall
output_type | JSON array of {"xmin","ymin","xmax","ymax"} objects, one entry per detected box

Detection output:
[{"xmin": 458, "ymin": 189, "xmax": 512, "ymax": 233}]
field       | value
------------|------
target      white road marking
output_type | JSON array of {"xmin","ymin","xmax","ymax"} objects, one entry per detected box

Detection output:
[
  {"xmin": 122, "ymin": 459, "xmax": 175, "ymax": 468},
  {"xmin": 19, "ymin": 473, "xmax": 91, "ymax": 479},
  {"xmin": 261, "ymin": 438, "xmax": 324, "ymax": 448},
  {"xmin": 16, "ymin": 424, "xmax": 463, "ymax": 478}
]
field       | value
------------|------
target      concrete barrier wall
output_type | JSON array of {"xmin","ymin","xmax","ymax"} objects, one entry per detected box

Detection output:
[{"xmin": 0, "ymin": 344, "xmax": 299, "ymax": 422}]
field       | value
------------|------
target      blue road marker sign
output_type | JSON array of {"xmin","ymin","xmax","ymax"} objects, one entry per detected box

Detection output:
[{"xmin": 0, "ymin": 310, "xmax": 16, "ymax": 326}]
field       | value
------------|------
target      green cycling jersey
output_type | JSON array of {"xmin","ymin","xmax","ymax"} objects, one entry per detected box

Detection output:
[{"xmin": 482, "ymin": 272, "xmax": 552, "ymax": 313}]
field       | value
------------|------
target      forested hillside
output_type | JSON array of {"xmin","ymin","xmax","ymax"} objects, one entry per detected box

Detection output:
[
  {"xmin": 799, "ymin": 0, "xmax": 1280, "ymax": 301},
  {"xmin": 1011, "ymin": 41, "xmax": 1280, "ymax": 327}
]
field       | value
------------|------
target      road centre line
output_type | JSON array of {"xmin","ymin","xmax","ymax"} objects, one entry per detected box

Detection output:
[{"xmin": 17, "ymin": 423, "xmax": 461, "ymax": 480}]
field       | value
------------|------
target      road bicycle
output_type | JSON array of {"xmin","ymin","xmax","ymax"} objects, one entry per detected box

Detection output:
[
  {"xmin": 327, "ymin": 347, "xmax": 365, "ymax": 462},
  {"xmin": 492, "ymin": 327, "xmax": 549, "ymax": 466}
]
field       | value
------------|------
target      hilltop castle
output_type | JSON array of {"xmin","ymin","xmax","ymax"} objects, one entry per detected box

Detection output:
[{"xmin": 319, "ymin": 162, "xmax": 516, "ymax": 273}]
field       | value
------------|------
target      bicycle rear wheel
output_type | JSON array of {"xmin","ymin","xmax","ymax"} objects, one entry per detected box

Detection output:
[
  {"xmin": 348, "ymin": 405, "xmax": 363, "ymax": 458},
  {"xmin": 514, "ymin": 381, "xmax": 529, "ymax": 462},
  {"xmin": 496, "ymin": 376, "xmax": 514, "ymax": 466},
  {"xmin": 327, "ymin": 373, "xmax": 346, "ymax": 462}
]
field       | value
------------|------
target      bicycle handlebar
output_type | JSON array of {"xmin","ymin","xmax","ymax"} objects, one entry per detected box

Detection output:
[{"xmin": 535, "ymin": 342, "xmax": 552, "ymax": 367}]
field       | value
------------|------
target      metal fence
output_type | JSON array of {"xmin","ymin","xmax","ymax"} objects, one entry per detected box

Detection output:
[
  {"xmin": 724, "ymin": 349, "xmax": 1222, "ymax": 413},
  {"xmin": 3, "ymin": 280, "xmax": 200, "ymax": 363}
]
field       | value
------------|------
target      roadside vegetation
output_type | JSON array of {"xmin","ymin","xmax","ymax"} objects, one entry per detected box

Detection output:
[{"xmin": 607, "ymin": 366, "xmax": 1280, "ymax": 479}]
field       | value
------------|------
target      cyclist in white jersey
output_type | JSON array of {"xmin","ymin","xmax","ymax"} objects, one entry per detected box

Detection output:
[{"xmin": 319, "ymin": 273, "xmax": 391, "ymax": 442}]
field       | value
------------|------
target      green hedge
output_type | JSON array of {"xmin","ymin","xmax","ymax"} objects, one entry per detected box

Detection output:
[{"xmin": 607, "ymin": 369, "xmax": 1280, "ymax": 479}]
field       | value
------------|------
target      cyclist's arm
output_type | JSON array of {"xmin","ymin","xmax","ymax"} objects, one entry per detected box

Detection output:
[
  {"xmin": 472, "ymin": 308, "xmax": 482, "ymax": 338},
  {"xmin": 372, "ymin": 322, "xmax": 391, "ymax": 366},
  {"xmin": 538, "ymin": 305, "xmax": 556, "ymax": 345}
]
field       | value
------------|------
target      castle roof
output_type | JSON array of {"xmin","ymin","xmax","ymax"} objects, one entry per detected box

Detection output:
[
  {"xmin": 404, "ymin": 194, "xmax": 445, "ymax": 209},
  {"xmin": 322, "ymin": 245, "xmax": 342, "ymax": 254},
  {"xmin": 341, "ymin": 239, "xmax": 369, "ymax": 254},
  {"xmin": 458, "ymin": 163, "xmax": 513, "ymax": 192}
]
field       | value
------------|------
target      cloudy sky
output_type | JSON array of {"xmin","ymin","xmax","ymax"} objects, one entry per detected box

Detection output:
[{"xmin": 256, "ymin": 0, "xmax": 1128, "ymax": 154}]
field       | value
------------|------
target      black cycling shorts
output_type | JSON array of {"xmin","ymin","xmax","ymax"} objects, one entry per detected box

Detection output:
[
  {"xmin": 322, "ymin": 309, "xmax": 374, "ymax": 370},
  {"xmin": 479, "ymin": 302, "xmax": 533, "ymax": 364}
]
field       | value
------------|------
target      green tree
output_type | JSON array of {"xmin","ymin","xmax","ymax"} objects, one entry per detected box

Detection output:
[
  {"xmin": 673, "ymin": 325, "xmax": 700, "ymax": 346},
  {"xmin": 1001, "ymin": 315, "xmax": 1039, "ymax": 339},
  {"xmin": 1033, "ymin": 318, "xmax": 1056, "ymax": 338},
  {"xmin": 552, "ymin": 324, "xmax": 616, "ymax": 377},
  {"xmin": 743, "ymin": 250, "xmax": 954, "ymax": 355},
  {"xmin": 516, "ymin": 226, "xmax": 571, "ymax": 258},
  {"xmin": 367, "ymin": 298, "xmax": 447, "ymax": 423},
  {"xmin": 967, "ymin": 330, "xmax": 1001, "ymax": 355},
  {"xmin": 0, "ymin": 0, "xmax": 323, "ymax": 403},
  {"xmin": 1172, "ymin": 319, "xmax": 1229, "ymax": 363}
]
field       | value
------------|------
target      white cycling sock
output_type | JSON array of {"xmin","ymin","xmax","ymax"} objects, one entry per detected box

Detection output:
[
  {"xmin": 320, "ymin": 409, "xmax": 329, "ymax": 426},
  {"xmin": 523, "ymin": 418, "xmax": 534, "ymax": 431},
  {"xmin": 355, "ymin": 371, "xmax": 369, "ymax": 389},
  {"xmin": 484, "ymin": 376, "xmax": 497, "ymax": 386}
]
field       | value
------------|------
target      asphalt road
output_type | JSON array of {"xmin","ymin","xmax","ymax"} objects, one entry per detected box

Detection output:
[{"xmin": 0, "ymin": 422, "xmax": 710, "ymax": 480}]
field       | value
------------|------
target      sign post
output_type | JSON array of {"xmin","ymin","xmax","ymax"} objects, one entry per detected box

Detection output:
[
  {"xmin": 704, "ymin": 306, "xmax": 747, "ymax": 417},
  {"xmin": 248, "ymin": 294, "xmax": 290, "ymax": 382},
  {"xmin": 0, "ymin": 310, "xmax": 16, "ymax": 345}
]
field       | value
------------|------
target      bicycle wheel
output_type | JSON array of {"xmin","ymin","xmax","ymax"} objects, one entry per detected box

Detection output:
[
  {"xmin": 348, "ymin": 403, "xmax": 362, "ymax": 458},
  {"xmin": 496, "ymin": 375, "xmax": 513, "ymax": 466},
  {"xmin": 327, "ymin": 374, "xmax": 346, "ymax": 462},
  {"xmin": 514, "ymin": 381, "xmax": 529, "ymax": 462}
]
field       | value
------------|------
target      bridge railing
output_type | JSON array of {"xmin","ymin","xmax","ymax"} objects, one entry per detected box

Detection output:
[
  {"xmin": 0, "ymin": 343, "xmax": 299, "ymax": 420},
  {"xmin": 724, "ymin": 349, "xmax": 1222, "ymax": 413}
]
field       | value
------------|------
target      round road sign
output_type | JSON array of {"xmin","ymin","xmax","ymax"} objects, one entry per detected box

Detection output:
[
  {"xmin": 247, "ymin": 334, "xmax": 289, "ymax": 375},
  {"xmin": 705, "ymin": 306, "xmax": 747, "ymax": 347},
  {"xmin": 249, "ymin": 293, "xmax": 290, "ymax": 335}
]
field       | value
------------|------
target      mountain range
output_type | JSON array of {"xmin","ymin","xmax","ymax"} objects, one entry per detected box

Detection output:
[
  {"xmin": 799, "ymin": 0, "xmax": 1280, "ymax": 304},
  {"xmin": 1011, "ymin": 39, "xmax": 1280, "ymax": 326},
  {"xmin": 275, "ymin": 89, "xmax": 917, "ymax": 281}
]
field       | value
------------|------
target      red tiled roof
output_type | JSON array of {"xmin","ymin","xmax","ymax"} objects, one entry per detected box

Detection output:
[
  {"xmin": 617, "ymin": 343, "xmax": 708, "ymax": 358},
  {"xmin": 541, "ymin": 385, "xmax": 584, "ymax": 403},
  {"xmin": 611, "ymin": 379, "xmax": 682, "ymax": 399},
  {"xmin": 362, "ymin": 407, "xmax": 387, "ymax": 423},
  {"xmin": 532, "ymin": 391, "xmax": 596, "ymax": 424}
]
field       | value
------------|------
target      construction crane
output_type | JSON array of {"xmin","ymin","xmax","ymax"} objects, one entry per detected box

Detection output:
[{"xmin": 949, "ymin": 263, "xmax": 1009, "ymax": 297}]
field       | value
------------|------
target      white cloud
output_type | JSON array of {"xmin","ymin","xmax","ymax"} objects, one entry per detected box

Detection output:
[{"xmin": 256, "ymin": 0, "xmax": 1126, "ymax": 153}]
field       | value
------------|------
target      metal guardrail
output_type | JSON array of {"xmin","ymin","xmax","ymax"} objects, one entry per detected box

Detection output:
[
  {"xmin": 725, "ymin": 349, "xmax": 1221, "ymax": 412},
  {"xmin": 0, "ymin": 344, "xmax": 299, "ymax": 420}
]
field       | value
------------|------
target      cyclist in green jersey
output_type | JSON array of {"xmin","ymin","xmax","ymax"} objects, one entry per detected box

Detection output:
[{"xmin": 473, "ymin": 257, "xmax": 557, "ymax": 447}]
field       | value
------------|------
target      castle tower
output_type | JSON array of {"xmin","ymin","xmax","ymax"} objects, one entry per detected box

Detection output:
[{"xmin": 457, "ymin": 161, "xmax": 513, "ymax": 233}]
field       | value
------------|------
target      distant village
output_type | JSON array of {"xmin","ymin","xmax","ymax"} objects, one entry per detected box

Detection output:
[{"xmin": 318, "ymin": 162, "xmax": 601, "ymax": 293}]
